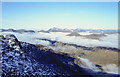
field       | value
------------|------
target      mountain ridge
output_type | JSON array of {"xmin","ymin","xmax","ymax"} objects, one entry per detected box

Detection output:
[{"xmin": 0, "ymin": 28, "xmax": 118, "ymax": 34}]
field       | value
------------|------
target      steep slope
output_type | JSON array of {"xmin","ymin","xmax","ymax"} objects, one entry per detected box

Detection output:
[{"xmin": 0, "ymin": 34, "xmax": 89, "ymax": 76}]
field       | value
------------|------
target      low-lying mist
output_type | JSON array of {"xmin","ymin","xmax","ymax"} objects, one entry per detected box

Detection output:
[{"xmin": 1, "ymin": 32, "xmax": 118, "ymax": 48}]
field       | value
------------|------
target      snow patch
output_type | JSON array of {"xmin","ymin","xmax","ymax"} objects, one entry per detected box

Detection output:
[
  {"xmin": 77, "ymin": 57, "xmax": 101, "ymax": 72},
  {"xmin": 102, "ymin": 64, "xmax": 119, "ymax": 74}
]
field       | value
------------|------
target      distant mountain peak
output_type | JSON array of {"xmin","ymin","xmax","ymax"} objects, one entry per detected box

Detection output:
[{"xmin": 48, "ymin": 27, "xmax": 72, "ymax": 32}]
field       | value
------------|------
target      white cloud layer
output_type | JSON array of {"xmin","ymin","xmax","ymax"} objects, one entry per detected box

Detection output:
[{"xmin": 0, "ymin": 32, "xmax": 118, "ymax": 48}]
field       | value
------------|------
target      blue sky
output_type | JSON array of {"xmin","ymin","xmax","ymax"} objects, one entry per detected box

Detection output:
[{"xmin": 2, "ymin": 2, "xmax": 118, "ymax": 30}]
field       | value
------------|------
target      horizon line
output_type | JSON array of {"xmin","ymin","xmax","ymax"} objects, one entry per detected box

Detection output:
[{"xmin": 0, "ymin": 27, "xmax": 118, "ymax": 30}]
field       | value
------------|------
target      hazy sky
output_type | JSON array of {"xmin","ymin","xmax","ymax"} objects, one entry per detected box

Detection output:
[{"xmin": 2, "ymin": 2, "xmax": 118, "ymax": 30}]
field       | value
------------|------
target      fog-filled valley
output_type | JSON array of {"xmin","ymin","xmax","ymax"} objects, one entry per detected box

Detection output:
[{"xmin": 1, "ymin": 29, "xmax": 118, "ymax": 48}]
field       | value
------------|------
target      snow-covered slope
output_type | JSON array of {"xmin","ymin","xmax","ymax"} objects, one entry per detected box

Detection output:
[
  {"xmin": 1, "ymin": 34, "xmax": 56, "ymax": 76},
  {"xmin": 0, "ymin": 34, "xmax": 93, "ymax": 76}
]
